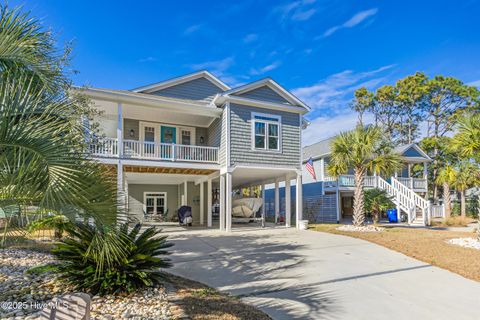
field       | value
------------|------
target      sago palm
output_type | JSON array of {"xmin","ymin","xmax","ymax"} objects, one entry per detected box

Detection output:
[{"xmin": 328, "ymin": 125, "xmax": 402, "ymax": 226}]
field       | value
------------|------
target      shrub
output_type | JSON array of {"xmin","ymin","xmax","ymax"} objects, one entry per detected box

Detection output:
[{"xmin": 52, "ymin": 222, "xmax": 173, "ymax": 295}]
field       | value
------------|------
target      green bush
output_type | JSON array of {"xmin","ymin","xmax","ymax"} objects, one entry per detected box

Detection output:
[{"xmin": 52, "ymin": 222, "xmax": 173, "ymax": 295}]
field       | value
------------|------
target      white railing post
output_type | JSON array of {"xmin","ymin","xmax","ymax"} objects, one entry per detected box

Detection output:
[{"xmin": 172, "ymin": 144, "xmax": 176, "ymax": 161}]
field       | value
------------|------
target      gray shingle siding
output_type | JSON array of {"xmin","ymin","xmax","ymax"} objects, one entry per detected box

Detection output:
[
  {"xmin": 219, "ymin": 110, "xmax": 228, "ymax": 166},
  {"xmin": 235, "ymin": 86, "xmax": 291, "ymax": 105},
  {"xmin": 229, "ymin": 104, "xmax": 301, "ymax": 168},
  {"xmin": 149, "ymin": 78, "xmax": 222, "ymax": 102}
]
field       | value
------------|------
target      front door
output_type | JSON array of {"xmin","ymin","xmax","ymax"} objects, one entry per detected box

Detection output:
[{"xmin": 161, "ymin": 126, "xmax": 176, "ymax": 144}]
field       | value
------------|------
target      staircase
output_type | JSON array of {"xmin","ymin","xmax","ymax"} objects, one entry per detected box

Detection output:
[{"xmin": 377, "ymin": 176, "xmax": 430, "ymax": 226}]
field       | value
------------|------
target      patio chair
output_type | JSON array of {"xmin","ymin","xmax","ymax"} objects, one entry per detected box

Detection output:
[{"xmin": 177, "ymin": 205, "xmax": 193, "ymax": 226}]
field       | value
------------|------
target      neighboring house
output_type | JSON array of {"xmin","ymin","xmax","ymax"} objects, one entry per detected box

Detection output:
[
  {"xmin": 300, "ymin": 138, "xmax": 433, "ymax": 225},
  {"xmin": 77, "ymin": 70, "xmax": 310, "ymax": 231}
]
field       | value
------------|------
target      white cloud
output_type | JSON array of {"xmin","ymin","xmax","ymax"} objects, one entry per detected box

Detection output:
[
  {"xmin": 188, "ymin": 57, "xmax": 246, "ymax": 87},
  {"xmin": 137, "ymin": 56, "xmax": 157, "ymax": 63},
  {"xmin": 302, "ymin": 112, "xmax": 374, "ymax": 145},
  {"xmin": 322, "ymin": 8, "xmax": 378, "ymax": 38},
  {"xmin": 249, "ymin": 61, "xmax": 282, "ymax": 75},
  {"xmin": 243, "ymin": 33, "xmax": 258, "ymax": 43},
  {"xmin": 467, "ymin": 79, "xmax": 480, "ymax": 87},
  {"xmin": 189, "ymin": 57, "xmax": 235, "ymax": 74},
  {"xmin": 292, "ymin": 8, "xmax": 316, "ymax": 21},
  {"xmin": 183, "ymin": 24, "xmax": 202, "ymax": 35},
  {"xmin": 275, "ymin": 0, "xmax": 317, "ymax": 22},
  {"xmin": 292, "ymin": 64, "xmax": 395, "ymax": 115}
]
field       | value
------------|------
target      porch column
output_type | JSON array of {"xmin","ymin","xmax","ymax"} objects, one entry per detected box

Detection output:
[
  {"xmin": 182, "ymin": 181, "xmax": 188, "ymax": 206},
  {"xmin": 225, "ymin": 172, "xmax": 232, "ymax": 232},
  {"xmin": 117, "ymin": 162, "xmax": 127, "ymax": 223},
  {"xmin": 249, "ymin": 187, "xmax": 254, "ymax": 197},
  {"xmin": 423, "ymin": 162, "xmax": 429, "ymax": 196},
  {"xmin": 261, "ymin": 184, "xmax": 266, "ymax": 227},
  {"xmin": 295, "ymin": 173, "xmax": 303, "ymax": 229},
  {"xmin": 320, "ymin": 158, "xmax": 325, "ymax": 181},
  {"xmin": 219, "ymin": 175, "xmax": 225, "ymax": 231},
  {"xmin": 274, "ymin": 180, "xmax": 280, "ymax": 223},
  {"xmin": 207, "ymin": 179, "xmax": 212, "ymax": 227},
  {"xmin": 117, "ymin": 103, "xmax": 123, "ymax": 158},
  {"xmin": 200, "ymin": 181, "xmax": 204, "ymax": 225},
  {"xmin": 285, "ymin": 177, "xmax": 291, "ymax": 227},
  {"xmin": 336, "ymin": 189, "xmax": 341, "ymax": 223}
]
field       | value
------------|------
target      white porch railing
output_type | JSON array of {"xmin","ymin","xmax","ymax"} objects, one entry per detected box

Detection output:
[
  {"xmin": 324, "ymin": 174, "xmax": 377, "ymax": 188},
  {"xmin": 91, "ymin": 138, "xmax": 219, "ymax": 163},
  {"xmin": 397, "ymin": 177, "xmax": 427, "ymax": 191}
]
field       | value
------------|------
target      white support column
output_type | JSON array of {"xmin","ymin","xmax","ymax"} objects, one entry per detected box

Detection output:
[
  {"xmin": 225, "ymin": 172, "xmax": 232, "ymax": 232},
  {"xmin": 249, "ymin": 187, "xmax": 254, "ymax": 197},
  {"xmin": 295, "ymin": 174, "xmax": 303, "ymax": 229},
  {"xmin": 219, "ymin": 175, "xmax": 225, "ymax": 231},
  {"xmin": 117, "ymin": 103, "xmax": 123, "ymax": 158},
  {"xmin": 285, "ymin": 178, "xmax": 291, "ymax": 228},
  {"xmin": 423, "ymin": 162, "xmax": 429, "ymax": 196},
  {"xmin": 117, "ymin": 162, "xmax": 126, "ymax": 223},
  {"xmin": 207, "ymin": 179, "xmax": 212, "ymax": 227},
  {"xmin": 320, "ymin": 158, "xmax": 325, "ymax": 181},
  {"xmin": 183, "ymin": 181, "xmax": 188, "ymax": 206},
  {"xmin": 336, "ymin": 189, "xmax": 341, "ymax": 223},
  {"xmin": 274, "ymin": 180, "xmax": 280, "ymax": 223},
  {"xmin": 261, "ymin": 184, "xmax": 266, "ymax": 228},
  {"xmin": 200, "ymin": 182, "xmax": 204, "ymax": 225}
]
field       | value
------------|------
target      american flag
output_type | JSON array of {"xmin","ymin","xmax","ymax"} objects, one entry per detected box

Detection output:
[{"xmin": 306, "ymin": 157, "xmax": 316, "ymax": 181}]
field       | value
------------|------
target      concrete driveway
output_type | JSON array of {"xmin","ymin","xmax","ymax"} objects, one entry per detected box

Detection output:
[{"xmin": 167, "ymin": 227, "xmax": 480, "ymax": 320}]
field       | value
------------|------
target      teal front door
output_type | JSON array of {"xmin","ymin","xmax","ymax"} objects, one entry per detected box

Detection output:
[{"xmin": 161, "ymin": 126, "xmax": 176, "ymax": 143}]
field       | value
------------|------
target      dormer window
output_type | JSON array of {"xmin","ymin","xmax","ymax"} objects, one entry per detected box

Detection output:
[{"xmin": 252, "ymin": 113, "xmax": 281, "ymax": 151}]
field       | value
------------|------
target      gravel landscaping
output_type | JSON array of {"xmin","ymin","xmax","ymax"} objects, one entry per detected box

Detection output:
[
  {"xmin": 448, "ymin": 237, "xmax": 480, "ymax": 250},
  {"xmin": 0, "ymin": 249, "xmax": 172, "ymax": 320},
  {"xmin": 337, "ymin": 225, "xmax": 385, "ymax": 232}
]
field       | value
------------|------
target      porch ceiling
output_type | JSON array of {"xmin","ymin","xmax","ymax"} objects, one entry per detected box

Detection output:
[
  {"xmin": 126, "ymin": 172, "xmax": 210, "ymax": 185},
  {"xmin": 124, "ymin": 165, "xmax": 216, "ymax": 175},
  {"xmin": 123, "ymin": 104, "xmax": 217, "ymax": 127}
]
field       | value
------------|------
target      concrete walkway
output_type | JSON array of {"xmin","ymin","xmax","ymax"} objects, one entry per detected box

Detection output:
[{"xmin": 167, "ymin": 227, "xmax": 480, "ymax": 320}]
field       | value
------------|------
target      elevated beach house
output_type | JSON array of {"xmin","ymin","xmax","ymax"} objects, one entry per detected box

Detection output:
[
  {"xmin": 300, "ymin": 138, "xmax": 438, "ymax": 225},
  {"xmin": 77, "ymin": 71, "xmax": 310, "ymax": 231}
]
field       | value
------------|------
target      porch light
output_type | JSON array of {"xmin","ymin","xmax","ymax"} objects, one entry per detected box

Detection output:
[
  {"xmin": 199, "ymin": 136, "xmax": 205, "ymax": 144},
  {"xmin": 129, "ymin": 129, "xmax": 135, "ymax": 137}
]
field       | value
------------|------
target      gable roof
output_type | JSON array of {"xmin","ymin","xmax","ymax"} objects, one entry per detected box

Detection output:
[
  {"xmin": 223, "ymin": 78, "xmax": 310, "ymax": 111},
  {"xmin": 394, "ymin": 143, "xmax": 432, "ymax": 161},
  {"xmin": 303, "ymin": 139, "xmax": 432, "ymax": 162},
  {"xmin": 131, "ymin": 70, "xmax": 231, "ymax": 93},
  {"xmin": 303, "ymin": 137, "xmax": 336, "ymax": 161}
]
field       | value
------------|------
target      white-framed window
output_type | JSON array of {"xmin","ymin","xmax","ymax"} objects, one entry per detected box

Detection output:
[
  {"xmin": 252, "ymin": 112, "xmax": 281, "ymax": 151},
  {"xmin": 181, "ymin": 129, "xmax": 192, "ymax": 145},
  {"xmin": 143, "ymin": 192, "xmax": 167, "ymax": 215}
]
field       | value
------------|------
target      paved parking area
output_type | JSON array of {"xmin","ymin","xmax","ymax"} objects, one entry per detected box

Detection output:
[{"xmin": 167, "ymin": 227, "xmax": 480, "ymax": 320}]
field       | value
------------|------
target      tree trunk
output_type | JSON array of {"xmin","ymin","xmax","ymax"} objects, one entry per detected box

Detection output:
[
  {"xmin": 460, "ymin": 191, "xmax": 466, "ymax": 218},
  {"xmin": 443, "ymin": 182, "xmax": 451, "ymax": 218},
  {"xmin": 353, "ymin": 166, "xmax": 366, "ymax": 226}
]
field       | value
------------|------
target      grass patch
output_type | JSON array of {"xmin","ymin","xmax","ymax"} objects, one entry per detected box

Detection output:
[
  {"xmin": 164, "ymin": 273, "xmax": 271, "ymax": 320},
  {"xmin": 310, "ymin": 224, "xmax": 480, "ymax": 282},
  {"xmin": 432, "ymin": 216, "xmax": 476, "ymax": 227}
]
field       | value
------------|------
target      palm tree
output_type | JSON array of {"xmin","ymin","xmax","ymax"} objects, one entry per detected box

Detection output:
[
  {"xmin": 0, "ymin": 5, "xmax": 121, "ymax": 248},
  {"xmin": 436, "ymin": 165, "xmax": 456, "ymax": 218},
  {"xmin": 450, "ymin": 113, "xmax": 480, "ymax": 162},
  {"xmin": 328, "ymin": 125, "xmax": 402, "ymax": 226},
  {"xmin": 364, "ymin": 188, "xmax": 394, "ymax": 224},
  {"xmin": 451, "ymin": 162, "xmax": 479, "ymax": 218}
]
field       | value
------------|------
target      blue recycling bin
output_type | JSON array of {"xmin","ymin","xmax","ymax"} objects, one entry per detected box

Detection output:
[{"xmin": 387, "ymin": 208, "xmax": 398, "ymax": 223}]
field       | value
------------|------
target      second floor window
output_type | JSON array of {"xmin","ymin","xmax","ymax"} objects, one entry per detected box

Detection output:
[{"xmin": 253, "ymin": 113, "xmax": 281, "ymax": 151}]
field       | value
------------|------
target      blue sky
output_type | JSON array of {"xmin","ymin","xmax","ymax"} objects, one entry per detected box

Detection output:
[{"xmin": 14, "ymin": 0, "xmax": 480, "ymax": 143}]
